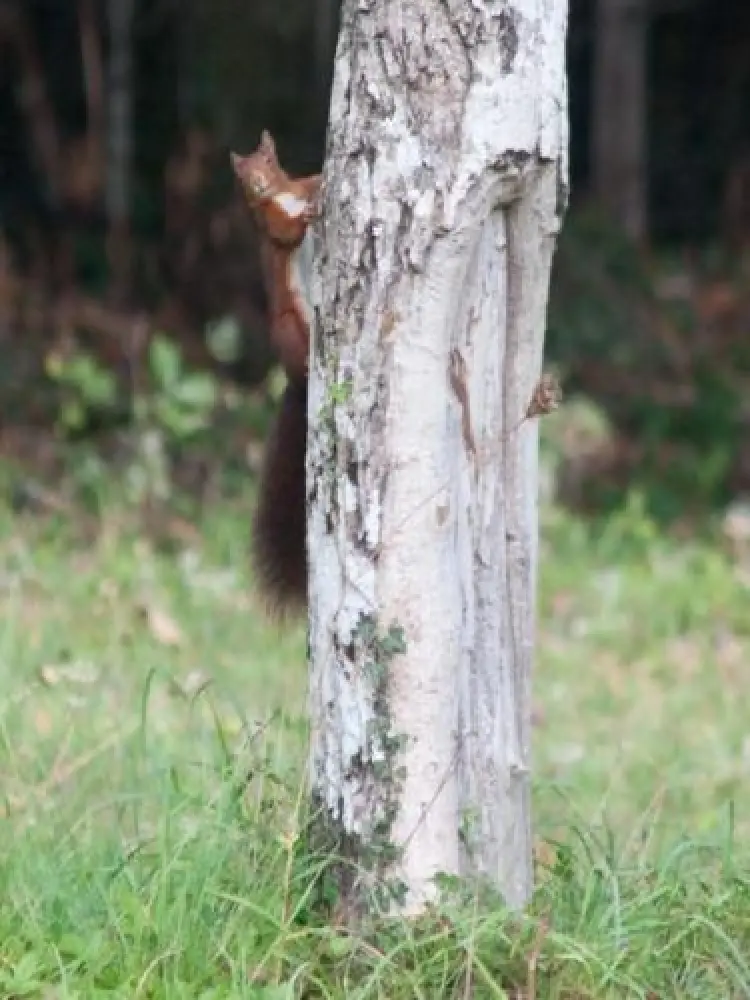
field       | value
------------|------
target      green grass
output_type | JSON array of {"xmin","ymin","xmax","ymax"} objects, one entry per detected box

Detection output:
[{"xmin": 0, "ymin": 465, "xmax": 748, "ymax": 997}]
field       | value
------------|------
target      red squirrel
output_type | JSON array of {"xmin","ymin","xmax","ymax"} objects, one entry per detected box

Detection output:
[{"xmin": 230, "ymin": 131, "xmax": 322, "ymax": 615}]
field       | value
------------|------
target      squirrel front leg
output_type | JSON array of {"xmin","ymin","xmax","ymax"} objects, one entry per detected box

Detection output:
[
  {"xmin": 299, "ymin": 174, "xmax": 323, "ymax": 223},
  {"xmin": 269, "ymin": 304, "xmax": 310, "ymax": 383},
  {"xmin": 267, "ymin": 174, "xmax": 322, "ymax": 243},
  {"xmin": 259, "ymin": 239, "xmax": 312, "ymax": 381}
]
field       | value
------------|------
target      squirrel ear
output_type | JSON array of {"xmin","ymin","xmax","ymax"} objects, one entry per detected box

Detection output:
[
  {"xmin": 259, "ymin": 129, "xmax": 276, "ymax": 157},
  {"xmin": 229, "ymin": 151, "xmax": 244, "ymax": 177}
]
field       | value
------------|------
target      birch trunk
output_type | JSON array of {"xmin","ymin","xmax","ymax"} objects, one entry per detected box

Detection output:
[{"xmin": 307, "ymin": 0, "xmax": 568, "ymax": 915}]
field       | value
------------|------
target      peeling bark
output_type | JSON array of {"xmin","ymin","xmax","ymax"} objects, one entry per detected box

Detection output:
[{"xmin": 307, "ymin": 0, "xmax": 569, "ymax": 915}]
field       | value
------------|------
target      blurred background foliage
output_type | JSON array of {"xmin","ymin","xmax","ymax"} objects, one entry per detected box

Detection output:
[{"xmin": 0, "ymin": 0, "xmax": 748, "ymax": 525}]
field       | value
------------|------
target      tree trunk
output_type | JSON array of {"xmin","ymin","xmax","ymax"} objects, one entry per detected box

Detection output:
[
  {"xmin": 105, "ymin": 0, "xmax": 135, "ymax": 305},
  {"xmin": 591, "ymin": 0, "xmax": 648, "ymax": 242},
  {"xmin": 307, "ymin": 0, "xmax": 568, "ymax": 916}
]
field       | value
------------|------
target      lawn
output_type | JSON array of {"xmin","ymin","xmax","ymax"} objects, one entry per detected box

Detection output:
[{"xmin": 0, "ymin": 456, "xmax": 748, "ymax": 998}]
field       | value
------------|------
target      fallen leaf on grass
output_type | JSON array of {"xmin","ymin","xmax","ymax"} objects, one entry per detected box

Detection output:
[
  {"xmin": 39, "ymin": 660, "xmax": 99, "ymax": 686},
  {"xmin": 533, "ymin": 838, "xmax": 558, "ymax": 869},
  {"xmin": 34, "ymin": 708, "xmax": 53, "ymax": 735},
  {"xmin": 141, "ymin": 604, "xmax": 184, "ymax": 647}
]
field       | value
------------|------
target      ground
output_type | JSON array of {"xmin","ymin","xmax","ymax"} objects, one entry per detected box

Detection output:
[{"xmin": 0, "ymin": 457, "xmax": 748, "ymax": 998}]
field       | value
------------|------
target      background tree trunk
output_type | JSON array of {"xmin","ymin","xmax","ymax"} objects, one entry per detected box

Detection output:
[
  {"xmin": 312, "ymin": 0, "xmax": 340, "ymax": 112},
  {"xmin": 591, "ymin": 0, "xmax": 648, "ymax": 242},
  {"xmin": 105, "ymin": 0, "xmax": 135, "ymax": 306},
  {"xmin": 307, "ymin": 0, "xmax": 568, "ymax": 915}
]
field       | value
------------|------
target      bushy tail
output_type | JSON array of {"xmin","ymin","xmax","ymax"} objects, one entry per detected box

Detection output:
[{"xmin": 251, "ymin": 378, "xmax": 308, "ymax": 617}]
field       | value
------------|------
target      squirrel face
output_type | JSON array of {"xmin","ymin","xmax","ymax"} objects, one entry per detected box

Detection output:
[
  {"xmin": 246, "ymin": 169, "xmax": 273, "ymax": 200},
  {"xmin": 230, "ymin": 130, "xmax": 281, "ymax": 205},
  {"xmin": 230, "ymin": 151, "xmax": 274, "ymax": 202}
]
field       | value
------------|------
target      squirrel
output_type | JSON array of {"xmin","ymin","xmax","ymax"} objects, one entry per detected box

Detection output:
[{"xmin": 230, "ymin": 130, "xmax": 322, "ymax": 616}]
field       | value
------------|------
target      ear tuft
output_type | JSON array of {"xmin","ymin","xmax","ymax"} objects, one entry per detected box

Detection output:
[
  {"xmin": 229, "ymin": 151, "xmax": 244, "ymax": 176},
  {"xmin": 260, "ymin": 129, "xmax": 276, "ymax": 158}
]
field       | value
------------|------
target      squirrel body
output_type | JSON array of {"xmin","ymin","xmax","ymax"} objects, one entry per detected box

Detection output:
[{"xmin": 231, "ymin": 130, "xmax": 321, "ymax": 614}]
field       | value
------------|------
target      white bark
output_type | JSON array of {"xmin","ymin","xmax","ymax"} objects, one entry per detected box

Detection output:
[
  {"xmin": 591, "ymin": 0, "xmax": 648, "ymax": 242},
  {"xmin": 307, "ymin": 0, "xmax": 568, "ymax": 914}
]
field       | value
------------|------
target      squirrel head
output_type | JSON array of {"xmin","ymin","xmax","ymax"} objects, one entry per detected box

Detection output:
[{"xmin": 230, "ymin": 130, "xmax": 281, "ymax": 203}]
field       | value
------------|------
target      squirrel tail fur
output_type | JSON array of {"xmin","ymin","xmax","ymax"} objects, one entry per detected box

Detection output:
[{"xmin": 251, "ymin": 378, "xmax": 308, "ymax": 616}]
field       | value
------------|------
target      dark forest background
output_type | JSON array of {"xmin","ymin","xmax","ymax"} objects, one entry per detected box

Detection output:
[{"xmin": 1, "ymin": 0, "xmax": 749, "ymax": 524}]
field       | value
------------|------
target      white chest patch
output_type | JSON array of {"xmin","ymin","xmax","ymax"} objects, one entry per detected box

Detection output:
[{"xmin": 274, "ymin": 191, "xmax": 307, "ymax": 217}]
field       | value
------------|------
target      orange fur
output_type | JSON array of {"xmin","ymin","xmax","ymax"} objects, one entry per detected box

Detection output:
[
  {"xmin": 230, "ymin": 130, "xmax": 323, "ymax": 615},
  {"xmin": 230, "ymin": 130, "xmax": 322, "ymax": 379}
]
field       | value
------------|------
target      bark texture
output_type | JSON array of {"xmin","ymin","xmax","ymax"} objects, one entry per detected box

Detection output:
[{"xmin": 307, "ymin": 0, "xmax": 568, "ymax": 914}]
